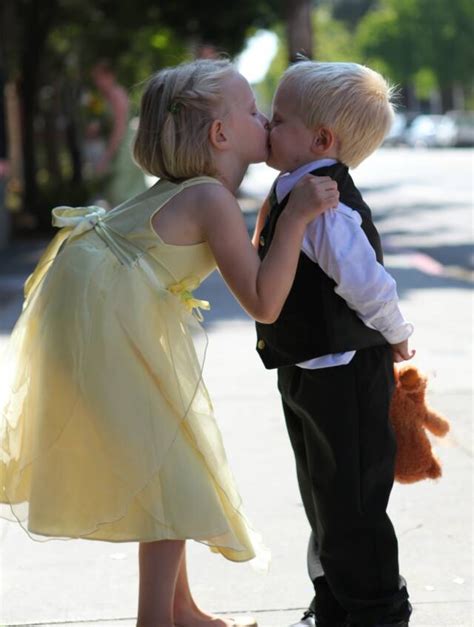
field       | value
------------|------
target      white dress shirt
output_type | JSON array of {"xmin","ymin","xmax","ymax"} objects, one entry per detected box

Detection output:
[{"xmin": 274, "ymin": 159, "xmax": 414, "ymax": 370}]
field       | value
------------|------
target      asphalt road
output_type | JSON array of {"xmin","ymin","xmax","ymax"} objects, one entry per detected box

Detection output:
[{"xmin": 0, "ymin": 147, "xmax": 472, "ymax": 627}]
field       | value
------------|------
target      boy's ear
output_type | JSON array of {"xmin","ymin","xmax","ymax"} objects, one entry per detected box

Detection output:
[
  {"xmin": 209, "ymin": 119, "xmax": 228, "ymax": 150},
  {"xmin": 311, "ymin": 126, "xmax": 335, "ymax": 154}
]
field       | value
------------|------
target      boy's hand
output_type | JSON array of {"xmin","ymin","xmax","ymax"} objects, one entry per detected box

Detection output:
[
  {"xmin": 391, "ymin": 339, "xmax": 416, "ymax": 363},
  {"xmin": 285, "ymin": 175, "xmax": 339, "ymax": 224}
]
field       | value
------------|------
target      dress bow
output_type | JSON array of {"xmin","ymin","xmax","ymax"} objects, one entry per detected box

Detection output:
[
  {"xmin": 168, "ymin": 276, "xmax": 210, "ymax": 321},
  {"xmin": 52, "ymin": 205, "xmax": 107, "ymax": 237}
]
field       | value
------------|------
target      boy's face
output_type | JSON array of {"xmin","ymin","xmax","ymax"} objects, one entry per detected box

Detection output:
[{"xmin": 267, "ymin": 83, "xmax": 316, "ymax": 172}]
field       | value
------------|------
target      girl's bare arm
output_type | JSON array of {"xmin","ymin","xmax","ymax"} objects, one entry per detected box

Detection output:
[
  {"xmin": 199, "ymin": 176, "xmax": 338, "ymax": 323},
  {"xmin": 251, "ymin": 196, "xmax": 271, "ymax": 248}
]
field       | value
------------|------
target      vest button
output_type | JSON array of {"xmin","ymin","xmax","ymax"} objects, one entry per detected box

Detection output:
[
  {"xmin": 259, "ymin": 235, "xmax": 265, "ymax": 247},
  {"xmin": 257, "ymin": 339, "xmax": 265, "ymax": 350}
]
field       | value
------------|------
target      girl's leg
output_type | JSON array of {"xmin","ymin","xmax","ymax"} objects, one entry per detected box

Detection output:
[
  {"xmin": 173, "ymin": 548, "xmax": 233, "ymax": 627},
  {"xmin": 137, "ymin": 539, "xmax": 185, "ymax": 627}
]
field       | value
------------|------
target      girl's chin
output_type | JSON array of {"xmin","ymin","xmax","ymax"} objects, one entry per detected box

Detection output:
[{"xmin": 253, "ymin": 145, "xmax": 270, "ymax": 164}]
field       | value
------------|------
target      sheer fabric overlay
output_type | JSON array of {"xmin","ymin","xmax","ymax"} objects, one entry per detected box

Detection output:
[{"xmin": 0, "ymin": 179, "xmax": 265, "ymax": 564}]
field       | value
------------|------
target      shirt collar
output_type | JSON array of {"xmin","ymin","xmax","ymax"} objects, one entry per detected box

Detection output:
[{"xmin": 275, "ymin": 158, "xmax": 338, "ymax": 204}]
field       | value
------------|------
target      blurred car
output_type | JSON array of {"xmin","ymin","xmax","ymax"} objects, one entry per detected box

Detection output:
[
  {"xmin": 404, "ymin": 114, "xmax": 457, "ymax": 148},
  {"xmin": 445, "ymin": 111, "xmax": 474, "ymax": 146},
  {"xmin": 383, "ymin": 112, "xmax": 409, "ymax": 146}
]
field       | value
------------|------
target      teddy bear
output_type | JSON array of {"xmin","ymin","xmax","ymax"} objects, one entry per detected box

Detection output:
[{"xmin": 390, "ymin": 365, "xmax": 450, "ymax": 484}]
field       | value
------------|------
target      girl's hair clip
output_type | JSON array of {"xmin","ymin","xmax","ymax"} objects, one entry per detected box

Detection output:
[{"xmin": 168, "ymin": 101, "xmax": 181, "ymax": 114}]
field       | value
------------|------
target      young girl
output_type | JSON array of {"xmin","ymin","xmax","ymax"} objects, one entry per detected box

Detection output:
[{"xmin": 0, "ymin": 59, "xmax": 338, "ymax": 627}]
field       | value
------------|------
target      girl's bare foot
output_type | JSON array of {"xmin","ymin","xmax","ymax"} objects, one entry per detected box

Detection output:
[
  {"xmin": 174, "ymin": 603, "xmax": 233, "ymax": 626},
  {"xmin": 173, "ymin": 546, "xmax": 257, "ymax": 626},
  {"xmin": 174, "ymin": 608, "xmax": 257, "ymax": 627}
]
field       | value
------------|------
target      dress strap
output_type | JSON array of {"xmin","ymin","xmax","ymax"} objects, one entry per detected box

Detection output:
[
  {"xmin": 180, "ymin": 175, "xmax": 223, "ymax": 189},
  {"xmin": 148, "ymin": 176, "xmax": 224, "ymax": 226}
]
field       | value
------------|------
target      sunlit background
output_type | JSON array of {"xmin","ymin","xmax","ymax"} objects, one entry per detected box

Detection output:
[{"xmin": 0, "ymin": 0, "xmax": 472, "ymax": 239}]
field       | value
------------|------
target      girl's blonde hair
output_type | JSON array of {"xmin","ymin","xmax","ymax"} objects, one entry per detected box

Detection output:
[
  {"xmin": 279, "ymin": 61, "xmax": 395, "ymax": 168},
  {"xmin": 133, "ymin": 59, "xmax": 234, "ymax": 180}
]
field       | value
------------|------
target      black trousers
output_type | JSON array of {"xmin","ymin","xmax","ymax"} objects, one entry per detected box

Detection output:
[{"xmin": 277, "ymin": 345, "xmax": 410, "ymax": 625}]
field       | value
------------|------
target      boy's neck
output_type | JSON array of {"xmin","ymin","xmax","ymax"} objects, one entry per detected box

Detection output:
[{"xmin": 273, "ymin": 157, "xmax": 341, "ymax": 205}]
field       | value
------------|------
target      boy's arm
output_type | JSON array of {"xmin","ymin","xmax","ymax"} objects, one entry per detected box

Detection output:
[
  {"xmin": 251, "ymin": 195, "xmax": 271, "ymax": 248},
  {"xmin": 303, "ymin": 204, "xmax": 414, "ymax": 348}
]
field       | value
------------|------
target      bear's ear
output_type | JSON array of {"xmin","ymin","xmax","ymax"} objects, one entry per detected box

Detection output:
[{"xmin": 398, "ymin": 366, "xmax": 425, "ymax": 391}]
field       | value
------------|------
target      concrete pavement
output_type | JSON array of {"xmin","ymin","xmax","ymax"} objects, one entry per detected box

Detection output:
[{"xmin": 0, "ymin": 148, "xmax": 472, "ymax": 626}]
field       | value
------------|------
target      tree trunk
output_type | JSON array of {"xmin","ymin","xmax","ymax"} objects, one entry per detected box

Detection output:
[
  {"xmin": 429, "ymin": 89, "xmax": 442, "ymax": 114},
  {"xmin": 452, "ymin": 83, "xmax": 465, "ymax": 111},
  {"xmin": 285, "ymin": 0, "xmax": 313, "ymax": 63},
  {"xmin": 20, "ymin": 0, "xmax": 58, "ymax": 218},
  {"xmin": 43, "ymin": 87, "xmax": 62, "ymax": 184},
  {"xmin": 440, "ymin": 85, "xmax": 454, "ymax": 113},
  {"xmin": 63, "ymin": 78, "xmax": 83, "ymax": 186},
  {"xmin": 20, "ymin": 50, "xmax": 39, "ymax": 217},
  {"xmin": 400, "ymin": 83, "xmax": 419, "ymax": 112}
]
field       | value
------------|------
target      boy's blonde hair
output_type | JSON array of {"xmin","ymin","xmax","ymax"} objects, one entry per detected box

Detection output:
[
  {"xmin": 133, "ymin": 59, "xmax": 234, "ymax": 180},
  {"xmin": 279, "ymin": 61, "xmax": 395, "ymax": 167}
]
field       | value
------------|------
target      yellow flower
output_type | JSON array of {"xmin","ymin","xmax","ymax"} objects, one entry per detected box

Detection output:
[{"xmin": 168, "ymin": 276, "xmax": 210, "ymax": 321}]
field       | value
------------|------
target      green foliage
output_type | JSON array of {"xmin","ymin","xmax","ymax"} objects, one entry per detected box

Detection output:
[
  {"xmin": 313, "ymin": 7, "xmax": 360, "ymax": 62},
  {"xmin": 5, "ymin": 0, "xmax": 284, "ymax": 97},
  {"xmin": 356, "ymin": 0, "xmax": 474, "ymax": 89},
  {"xmin": 255, "ymin": 7, "xmax": 358, "ymax": 113},
  {"xmin": 43, "ymin": 2, "xmax": 188, "ymax": 89},
  {"xmin": 157, "ymin": 0, "xmax": 281, "ymax": 56},
  {"xmin": 255, "ymin": 0, "xmax": 473, "ymax": 113},
  {"xmin": 5, "ymin": 0, "xmax": 284, "ymax": 218},
  {"xmin": 413, "ymin": 68, "xmax": 437, "ymax": 101},
  {"xmin": 254, "ymin": 25, "xmax": 287, "ymax": 115},
  {"xmin": 325, "ymin": 0, "xmax": 377, "ymax": 30},
  {"xmin": 356, "ymin": 4, "xmax": 421, "ymax": 82}
]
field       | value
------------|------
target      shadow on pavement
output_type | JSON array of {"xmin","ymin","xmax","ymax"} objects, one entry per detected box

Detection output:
[
  {"xmin": 372, "ymin": 202, "xmax": 473, "ymax": 229},
  {"xmin": 389, "ymin": 265, "xmax": 472, "ymax": 298},
  {"xmin": 414, "ymin": 243, "xmax": 474, "ymax": 271},
  {"xmin": 195, "ymin": 261, "xmax": 472, "ymax": 334},
  {"xmin": 1, "ymin": 235, "xmax": 472, "ymax": 336}
]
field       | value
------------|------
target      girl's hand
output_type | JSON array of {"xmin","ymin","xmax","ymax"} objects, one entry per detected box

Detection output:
[
  {"xmin": 285, "ymin": 175, "xmax": 339, "ymax": 223},
  {"xmin": 391, "ymin": 339, "xmax": 416, "ymax": 363}
]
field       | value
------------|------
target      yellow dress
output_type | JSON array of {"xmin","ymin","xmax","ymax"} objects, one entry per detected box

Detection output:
[{"xmin": 0, "ymin": 176, "xmax": 258, "ymax": 562}]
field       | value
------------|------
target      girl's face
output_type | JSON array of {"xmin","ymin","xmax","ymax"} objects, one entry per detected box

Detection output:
[{"xmin": 221, "ymin": 72, "xmax": 269, "ymax": 165}]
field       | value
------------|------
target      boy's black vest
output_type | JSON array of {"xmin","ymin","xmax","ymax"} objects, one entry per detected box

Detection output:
[{"xmin": 255, "ymin": 162, "xmax": 387, "ymax": 369}]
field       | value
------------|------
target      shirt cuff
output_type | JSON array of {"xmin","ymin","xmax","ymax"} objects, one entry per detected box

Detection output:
[
  {"xmin": 380, "ymin": 320, "xmax": 414, "ymax": 344},
  {"xmin": 362, "ymin": 300, "xmax": 414, "ymax": 344}
]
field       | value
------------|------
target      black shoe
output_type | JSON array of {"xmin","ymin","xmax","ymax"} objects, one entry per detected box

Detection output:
[
  {"xmin": 312, "ymin": 577, "xmax": 348, "ymax": 627},
  {"xmin": 289, "ymin": 610, "xmax": 316, "ymax": 627},
  {"xmin": 289, "ymin": 610, "xmax": 347, "ymax": 627},
  {"xmin": 346, "ymin": 622, "xmax": 409, "ymax": 627}
]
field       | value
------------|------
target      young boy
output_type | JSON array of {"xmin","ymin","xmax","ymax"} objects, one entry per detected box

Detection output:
[{"xmin": 254, "ymin": 62, "xmax": 414, "ymax": 627}]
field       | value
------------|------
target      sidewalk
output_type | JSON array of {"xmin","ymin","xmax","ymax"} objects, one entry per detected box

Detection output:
[{"xmin": 0, "ymin": 156, "xmax": 472, "ymax": 626}]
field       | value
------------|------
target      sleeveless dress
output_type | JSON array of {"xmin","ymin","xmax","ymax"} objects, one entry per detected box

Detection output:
[{"xmin": 0, "ymin": 176, "xmax": 259, "ymax": 562}]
